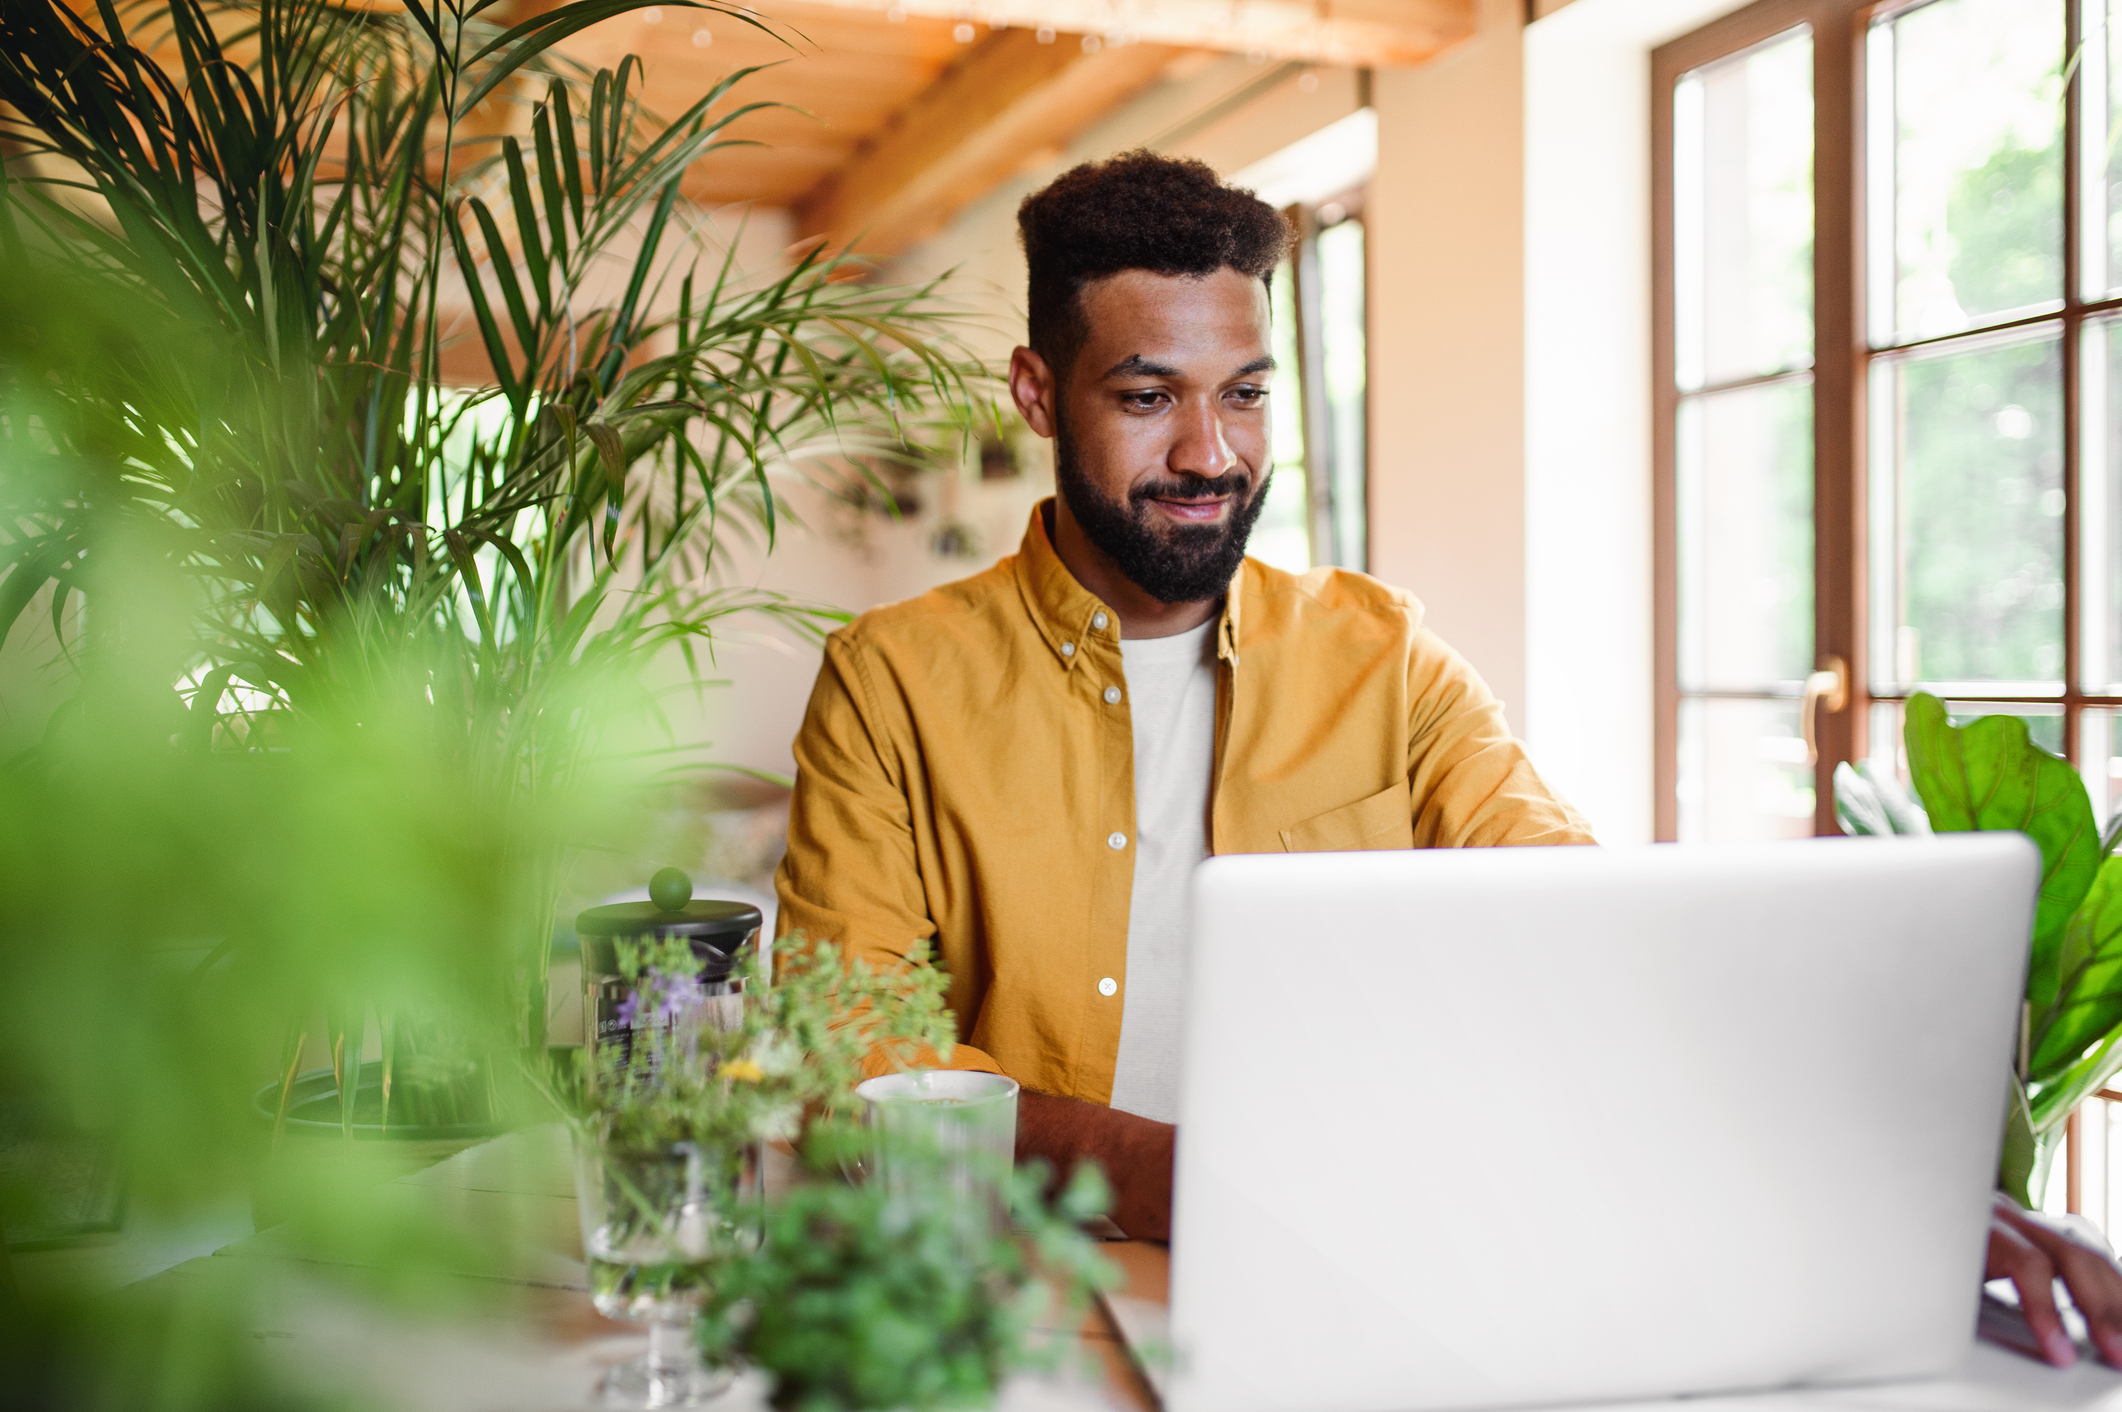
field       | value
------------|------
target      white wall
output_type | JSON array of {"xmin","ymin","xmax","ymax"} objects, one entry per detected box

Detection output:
[
  {"xmin": 1369, "ymin": 0, "xmax": 1529, "ymax": 726},
  {"xmin": 1522, "ymin": 0, "xmax": 1746, "ymax": 842}
]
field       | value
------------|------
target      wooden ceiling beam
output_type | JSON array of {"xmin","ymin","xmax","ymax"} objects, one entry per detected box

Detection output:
[
  {"xmin": 783, "ymin": 0, "xmax": 1475, "ymax": 68},
  {"xmin": 794, "ymin": 29, "xmax": 1182, "ymax": 256}
]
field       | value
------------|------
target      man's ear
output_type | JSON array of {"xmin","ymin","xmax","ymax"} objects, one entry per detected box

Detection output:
[{"xmin": 1009, "ymin": 346, "xmax": 1059, "ymax": 440}]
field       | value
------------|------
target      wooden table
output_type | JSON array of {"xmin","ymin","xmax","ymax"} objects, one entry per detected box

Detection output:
[
  {"xmin": 118, "ymin": 1125, "xmax": 2122, "ymax": 1412},
  {"xmin": 124, "ymin": 1125, "xmax": 1161, "ymax": 1412}
]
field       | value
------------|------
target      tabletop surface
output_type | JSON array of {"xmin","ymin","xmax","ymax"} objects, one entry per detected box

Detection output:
[{"xmin": 127, "ymin": 1124, "xmax": 2122, "ymax": 1412}]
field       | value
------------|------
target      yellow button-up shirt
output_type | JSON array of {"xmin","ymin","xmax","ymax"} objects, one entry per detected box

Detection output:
[{"xmin": 775, "ymin": 502, "xmax": 1593, "ymax": 1102}]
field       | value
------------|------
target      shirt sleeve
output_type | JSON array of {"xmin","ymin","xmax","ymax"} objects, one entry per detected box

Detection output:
[
  {"xmin": 1403, "ymin": 626, "xmax": 1597, "ymax": 848},
  {"xmin": 774, "ymin": 630, "xmax": 1003, "ymax": 1078}
]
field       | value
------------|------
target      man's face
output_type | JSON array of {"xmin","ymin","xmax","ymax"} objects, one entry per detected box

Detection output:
[{"xmin": 1011, "ymin": 268, "xmax": 1275, "ymax": 605}]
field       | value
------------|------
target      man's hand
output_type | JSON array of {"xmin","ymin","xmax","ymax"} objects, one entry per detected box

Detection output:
[
  {"xmin": 1989, "ymin": 1193, "xmax": 2122, "ymax": 1367},
  {"xmin": 1017, "ymin": 1090, "xmax": 1174, "ymax": 1240}
]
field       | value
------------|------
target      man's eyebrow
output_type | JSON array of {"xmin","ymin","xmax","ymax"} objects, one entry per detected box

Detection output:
[
  {"xmin": 1100, "ymin": 353, "xmax": 1278, "ymax": 379},
  {"xmin": 1102, "ymin": 354, "xmax": 1180, "ymax": 379}
]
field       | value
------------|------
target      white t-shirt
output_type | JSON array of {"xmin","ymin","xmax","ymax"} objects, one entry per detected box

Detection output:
[{"xmin": 1107, "ymin": 615, "xmax": 1219, "ymax": 1125}]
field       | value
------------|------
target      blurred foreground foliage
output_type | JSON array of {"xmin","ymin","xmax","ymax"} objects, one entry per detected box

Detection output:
[
  {"xmin": 697, "ymin": 1123, "xmax": 1118, "ymax": 1412},
  {"xmin": 0, "ymin": 271, "xmax": 594, "ymax": 1403},
  {"xmin": 0, "ymin": 1, "xmax": 983, "ymax": 1405}
]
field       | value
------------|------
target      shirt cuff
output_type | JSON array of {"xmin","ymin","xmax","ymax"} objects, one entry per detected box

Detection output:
[{"xmin": 859, "ymin": 1040, "xmax": 1003, "ymax": 1081}]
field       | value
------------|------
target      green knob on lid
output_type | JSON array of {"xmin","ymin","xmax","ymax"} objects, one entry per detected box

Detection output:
[{"xmin": 649, "ymin": 867, "xmax": 693, "ymax": 912}]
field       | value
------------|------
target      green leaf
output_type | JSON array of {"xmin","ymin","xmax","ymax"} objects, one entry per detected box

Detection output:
[
  {"xmin": 1904, "ymin": 691, "xmax": 2100, "ymax": 1014},
  {"xmin": 551, "ymin": 78, "xmax": 586, "ymax": 230},
  {"xmin": 463, "ymin": 195, "xmax": 535, "ymax": 365},
  {"xmin": 2032, "ymin": 856, "xmax": 2122, "ymax": 1079},
  {"xmin": 2001, "ymin": 1071, "xmax": 2037, "ymax": 1204},
  {"xmin": 499, "ymin": 137, "xmax": 551, "ymax": 316},
  {"xmin": 453, "ymin": 1, "xmax": 708, "ymax": 119},
  {"xmin": 2030, "ymin": 1027, "xmax": 2122, "ymax": 1132},
  {"xmin": 529, "ymin": 105, "xmax": 571, "ymax": 279},
  {"xmin": 1833, "ymin": 761, "xmax": 1891, "ymax": 836},
  {"xmin": 583, "ymin": 421, "xmax": 625, "ymax": 478},
  {"xmin": 442, "ymin": 201, "xmax": 526, "ymax": 408},
  {"xmin": 1833, "ymin": 759, "xmax": 1932, "ymax": 836}
]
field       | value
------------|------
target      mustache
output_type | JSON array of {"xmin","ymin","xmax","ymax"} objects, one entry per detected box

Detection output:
[{"xmin": 1128, "ymin": 471, "xmax": 1252, "ymax": 506}]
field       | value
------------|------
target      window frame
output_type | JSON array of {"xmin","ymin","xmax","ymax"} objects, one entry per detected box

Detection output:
[
  {"xmin": 1652, "ymin": 0, "xmax": 2122, "ymax": 840},
  {"xmin": 1278, "ymin": 190, "xmax": 1371, "ymax": 572}
]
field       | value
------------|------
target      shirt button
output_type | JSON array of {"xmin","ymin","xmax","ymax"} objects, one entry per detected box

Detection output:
[
  {"xmin": 1092, "ymin": 612, "xmax": 1109, "ymax": 631},
  {"xmin": 1061, "ymin": 641, "xmax": 1075, "ymax": 657},
  {"xmin": 1103, "ymin": 686, "xmax": 1122, "ymax": 705},
  {"xmin": 1098, "ymin": 977, "xmax": 1118, "ymax": 997},
  {"xmin": 1107, "ymin": 831, "xmax": 1127, "ymax": 850}
]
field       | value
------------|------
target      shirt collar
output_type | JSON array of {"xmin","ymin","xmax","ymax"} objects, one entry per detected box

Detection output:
[{"xmin": 1012, "ymin": 498, "xmax": 1243, "ymax": 670}]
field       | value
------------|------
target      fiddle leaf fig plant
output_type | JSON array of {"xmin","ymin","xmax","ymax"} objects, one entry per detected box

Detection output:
[{"xmin": 1837, "ymin": 691, "xmax": 2122, "ymax": 1201}]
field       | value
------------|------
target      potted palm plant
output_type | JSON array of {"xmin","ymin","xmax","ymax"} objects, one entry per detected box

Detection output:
[{"xmin": 0, "ymin": 0, "xmax": 989, "ymax": 1149}]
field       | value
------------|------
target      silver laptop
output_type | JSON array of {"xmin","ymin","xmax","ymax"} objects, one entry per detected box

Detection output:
[{"xmin": 1153, "ymin": 836, "xmax": 2037, "ymax": 1412}]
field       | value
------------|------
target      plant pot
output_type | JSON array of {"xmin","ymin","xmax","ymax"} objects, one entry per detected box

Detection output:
[
  {"xmin": 248, "ymin": 1059, "xmax": 523, "ymax": 1230},
  {"xmin": 252, "ymin": 1060, "xmax": 517, "ymax": 1146}
]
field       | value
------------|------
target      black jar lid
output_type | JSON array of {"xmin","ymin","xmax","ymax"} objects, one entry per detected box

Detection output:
[
  {"xmin": 574, "ymin": 898, "xmax": 762, "ymax": 941},
  {"xmin": 574, "ymin": 899, "xmax": 761, "ymax": 979}
]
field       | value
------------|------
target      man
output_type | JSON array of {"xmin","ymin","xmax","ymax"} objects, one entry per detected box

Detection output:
[{"xmin": 777, "ymin": 151, "xmax": 2122, "ymax": 1367}]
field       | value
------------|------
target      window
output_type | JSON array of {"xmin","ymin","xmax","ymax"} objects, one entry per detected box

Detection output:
[
  {"xmin": 1665, "ymin": 25, "xmax": 1818, "ymax": 842},
  {"xmin": 1253, "ymin": 192, "xmax": 1369, "ymax": 573},
  {"xmin": 1655, "ymin": 0, "xmax": 2122, "ymax": 842}
]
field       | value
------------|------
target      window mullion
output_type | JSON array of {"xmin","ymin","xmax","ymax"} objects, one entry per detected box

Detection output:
[
  {"xmin": 2064, "ymin": 0, "xmax": 2085, "ymax": 758},
  {"xmin": 1812, "ymin": 0, "xmax": 1868, "ymax": 832}
]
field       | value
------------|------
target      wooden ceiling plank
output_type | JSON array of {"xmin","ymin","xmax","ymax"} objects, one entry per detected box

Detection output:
[
  {"xmin": 793, "ymin": 32, "xmax": 1182, "ymax": 255},
  {"xmin": 763, "ymin": 0, "xmax": 1476, "ymax": 67}
]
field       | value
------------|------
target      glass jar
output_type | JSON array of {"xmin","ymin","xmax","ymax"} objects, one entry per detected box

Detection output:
[{"xmin": 573, "ymin": 896, "xmax": 760, "ymax": 1079}]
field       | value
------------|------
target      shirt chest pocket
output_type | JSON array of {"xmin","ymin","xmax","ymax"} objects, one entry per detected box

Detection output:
[{"xmin": 1277, "ymin": 780, "xmax": 1416, "ymax": 853}]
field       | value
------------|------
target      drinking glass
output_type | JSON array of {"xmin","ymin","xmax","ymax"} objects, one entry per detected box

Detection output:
[
  {"xmin": 573, "ymin": 1136, "xmax": 760, "ymax": 1407},
  {"xmin": 854, "ymin": 1070, "xmax": 1018, "ymax": 1236}
]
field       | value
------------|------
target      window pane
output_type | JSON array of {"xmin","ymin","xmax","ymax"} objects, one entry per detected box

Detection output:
[
  {"xmin": 1868, "ymin": 0, "xmax": 2064, "ymax": 344},
  {"xmin": 1673, "ymin": 29, "xmax": 1814, "ymax": 390},
  {"xmin": 2086, "ymin": 320, "xmax": 2122, "ymax": 689},
  {"xmin": 2096, "ymin": 0, "xmax": 2122, "ymax": 297},
  {"xmin": 1317, "ymin": 217, "xmax": 1368, "ymax": 571},
  {"xmin": 1868, "ymin": 700, "xmax": 1910, "ymax": 783},
  {"xmin": 1677, "ymin": 696, "xmax": 1813, "ymax": 842},
  {"xmin": 1677, "ymin": 381, "xmax": 1814, "ymax": 692},
  {"xmin": 1254, "ymin": 259, "xmax": 1311, "ymax": 574},
  {"xmin": 2082, "ymin": 708, "xmax": 2122, "ymax": 831},
  {"xmin": 1869, "ymin": 334, "xmax": 2064, "ymax": 690}
]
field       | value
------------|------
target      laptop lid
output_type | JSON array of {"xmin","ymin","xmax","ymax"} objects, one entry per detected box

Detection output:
[{"xmin": 1167, "ymin": 836, "xmax": 2037, "ymax": 1412}]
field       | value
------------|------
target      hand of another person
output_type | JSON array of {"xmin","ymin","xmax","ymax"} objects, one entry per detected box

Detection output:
[{"xmin": 1989, "ymin": 1192, "xmax": 2122, "ymax": 1367}]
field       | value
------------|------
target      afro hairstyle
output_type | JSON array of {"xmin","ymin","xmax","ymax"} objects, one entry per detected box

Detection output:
[{"xmin": 1016, "ymin": 150, "xmax": 1292, "ymax": 378}]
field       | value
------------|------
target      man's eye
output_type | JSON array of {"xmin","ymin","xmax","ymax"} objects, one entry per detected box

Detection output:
[
  {"xmin": 1226, "ymin": 386, "xmax": 1267, "ymax": 407},
  {"xmin": 1119, "ymin": 391, "xmax": 1168, "ymax": 411}
]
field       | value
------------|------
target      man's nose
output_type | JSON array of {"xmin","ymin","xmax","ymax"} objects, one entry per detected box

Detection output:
[{"xmin": 1167, "ymin": 396, "xmax": 1238, "ymax": 480}]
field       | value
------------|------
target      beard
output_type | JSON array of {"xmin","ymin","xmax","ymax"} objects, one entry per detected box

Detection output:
[{"xmin": 1052, "ymin": 412, "xmax": 1271, "ymax": 605}]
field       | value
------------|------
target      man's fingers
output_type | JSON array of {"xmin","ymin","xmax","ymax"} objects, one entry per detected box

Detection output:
[
  {"xmin": 1989, "ymin": 1218, "xmax": 2075, "ymax": 1367},
  {"xmin": 1996, "ymin": 1203, "xmax": 2122, "ymax": 1368},
  {"xmin": 2061, "ymin": 1249, "xmax": 2122, "ymax": 1368}
]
